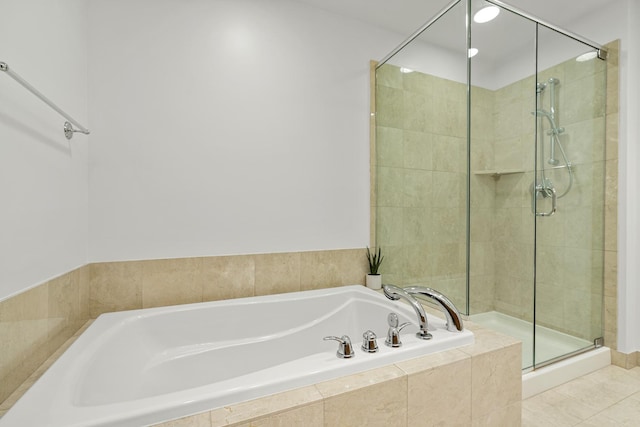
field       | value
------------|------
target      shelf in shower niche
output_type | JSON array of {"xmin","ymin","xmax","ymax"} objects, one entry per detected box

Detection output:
[{"xmin": 473, "ymin": 169, "xmax": 525, "ymax": 179}]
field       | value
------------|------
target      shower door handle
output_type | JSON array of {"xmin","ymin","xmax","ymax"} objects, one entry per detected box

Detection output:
[{"xmin": 535, "ymin": 186, "xmax": 557, "ymax": 217}]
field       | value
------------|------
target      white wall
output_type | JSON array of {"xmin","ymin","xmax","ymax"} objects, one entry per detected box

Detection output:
[
  {"xmin": 87, "ymin": 0, "xmax": 400, "ymax": 262},
  {"xmin": 0, "ymin": 0, "xmax": 89, "ymax": 301},
  {"xmin": 617, "ymin": 0, "xmax": 640, "ymax": 354}
]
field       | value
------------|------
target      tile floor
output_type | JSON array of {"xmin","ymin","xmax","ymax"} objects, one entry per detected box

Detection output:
[{"xmin": 522, "ymin": 365, "xmax": 640, "ymax": 426}]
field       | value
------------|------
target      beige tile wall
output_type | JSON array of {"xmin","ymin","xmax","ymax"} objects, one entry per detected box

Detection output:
[
  {"xmin": 612, "ymin": 350, "xmax": 639, "ymax": 370},
  {"xmin": 603, "ymin": 40, "xmax": 619, "ymax": 355},
  {"xmin": 0, "ymin": 248, "xmax": 369, "ymax": 409},
  {"xmin": 469, "ymin": 85, "xmax": 498, "ymax": 314},
  {"xmin": 0, "ymin": 266, "xmax": 89, "ymax": 404},
  {"xmin": 89, "ymin": 249, "xmax": 368, "ymax": 317},
  {"xmin": 0, "ymin": 320, "xmax": 94, "ymax": 419},
  {"xmin": 374, "ymin": 64, "xmax": 469, "ymax": 310},
  {"xmin": 489, "ymin": 75, "xmax": 536, "ymax": 324}
]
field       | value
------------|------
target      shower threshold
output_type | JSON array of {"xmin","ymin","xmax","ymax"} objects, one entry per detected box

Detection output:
[
  {"xmin": 470, "ymin": 311, "xmax": 593, "ymax": 368},
  {"xmin": 470, "ymin": 311, "xmax": 610, "ymax": 398}
]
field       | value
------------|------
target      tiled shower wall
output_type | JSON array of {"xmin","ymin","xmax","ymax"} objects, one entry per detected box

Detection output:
[
  {"xmin": 373, "ymin": 64, "xmax": 497, "ymax": 312},
  {"xmin": 603, "ymin": 41, "xmax": 622, "ymax": 365},
  {"xmin": 374, "ymin": 65, "xmax": 469, "ymax": 309},
  {"xmin": 373, "ymin": 40, "xmax": 620, "ymax": 354},
  {"xmin": 0, "ymin": 248, "xmax": 368, "ymax": 405}
]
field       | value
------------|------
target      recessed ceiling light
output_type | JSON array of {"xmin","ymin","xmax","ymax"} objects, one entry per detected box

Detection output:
[
  {"xmin": 474, "ymin": 5, "xmax": 500, "ymax": 23},
  {"xmin": 400, "ymin": 67, "xmax": 414, "ymax": 73},
  {"xmin": 468, "ymin": 48, "xmax": 479, "ymax": 58},
  {"xmin": 576, "ymin": 51, "xmax": 598, "ymax": 62}
]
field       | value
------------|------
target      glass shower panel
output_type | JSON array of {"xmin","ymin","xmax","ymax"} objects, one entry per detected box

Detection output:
[
  {"xmin": 468, "ymin": 5, "xmax": 538, "ymax": 371},
  {"xmin": 374, "ymin": 0, "xmax": 468, "ymax": 311},
  {"xmin": 533, "ymin": 26, "xmax": 607, "ymax": 367}
]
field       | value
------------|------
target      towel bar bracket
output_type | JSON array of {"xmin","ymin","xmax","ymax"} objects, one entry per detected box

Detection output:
[{"xmin": 63, "ymin": 121, "xmax": 89, "ymax": 140}]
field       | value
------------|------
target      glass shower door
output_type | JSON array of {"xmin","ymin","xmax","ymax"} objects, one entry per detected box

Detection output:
[
  {"xmin": 468, "ymin": 5, "xmax": 538, "ymax": 371},
  {"xmin": 532, "ymin": 25, "xmax": 607, "ymax": 367}
]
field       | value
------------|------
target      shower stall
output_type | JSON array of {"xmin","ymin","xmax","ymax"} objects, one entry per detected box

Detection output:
[{"xmin": 373, "ymin": 0, "xmax": 609, "ymax": 371}]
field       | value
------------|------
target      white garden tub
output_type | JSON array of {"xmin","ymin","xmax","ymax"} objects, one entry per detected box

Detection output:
[{"xmin": 0, "ymin": 285, "xmax": 473, "ymax": 427}]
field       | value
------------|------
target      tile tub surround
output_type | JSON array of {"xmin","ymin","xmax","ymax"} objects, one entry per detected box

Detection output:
[
  {"xmin": 0, "ymin": 321, "xmax": 94, "ymax": 419},
  {"xmin": 0, "ymin": 317, "xmax": 522, "ymax": 427},
  {"xmin": 0, "ymin": 248, "xmax": 369, "ymax": 407},
  {"xmin": 88, "ymin": 248, "xmax": 369, "ymax": 317},
  {"xmin": 0, "ymin": 266, "xmax": 90, "ymax": 405},
  {"xmin": 159, "ymin": 323, "xmax": 523, "ymax": 426}
]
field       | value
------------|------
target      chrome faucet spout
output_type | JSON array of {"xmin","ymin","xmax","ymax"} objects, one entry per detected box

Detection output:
[
  {"xmin": 404, "ymin": 286, "xmax": 464, "ymax": 332},
  {"xmin": 382, "ymin": 284, "xmax": 432, "ymax": 340}
]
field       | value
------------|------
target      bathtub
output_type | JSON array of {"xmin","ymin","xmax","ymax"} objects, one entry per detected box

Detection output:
[{"xmin": 0, "ymin": 285, "xmax": 474, "ymax": 427}]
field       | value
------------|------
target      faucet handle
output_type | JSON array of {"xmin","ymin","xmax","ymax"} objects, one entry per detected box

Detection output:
[
  {"xmin": 361, "ymin": 330, "xmax": 379, "ymax": 353},
  {"xmin": 324, "ymin": 335, "xmax": 355, "ymax": 359},
  {"xmin": 387, "ymin": 312, "xmax": 411, "ymax": 330}
]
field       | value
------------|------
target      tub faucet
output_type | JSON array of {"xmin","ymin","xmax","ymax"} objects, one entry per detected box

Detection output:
[
  {"xmin": 404, "ymin": 286, "xmax": 464, "ymax": 332},
  {"xmin": 382, "ymin": 284, "xmax": 432, "ymax": 340}
]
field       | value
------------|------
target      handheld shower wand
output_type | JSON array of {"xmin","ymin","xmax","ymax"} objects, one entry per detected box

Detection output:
[
  {"xmin": 547, "ymin": 78, "xmax": 560, "ymax": 165},
  {"xmin": 531, "ymin": 76, "xmax": 573, "ymax": 216}
]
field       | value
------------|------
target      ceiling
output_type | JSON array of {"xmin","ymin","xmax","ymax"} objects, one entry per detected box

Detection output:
[
  {"xmin": 294, "ymin": 0, "xmax": 616, "ymax": 40},
  {"xmin": 295, "ymin": 0, "xmax": 616, "ymax": 88}
]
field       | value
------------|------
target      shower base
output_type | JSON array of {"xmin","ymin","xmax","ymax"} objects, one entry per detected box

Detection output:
[{"xmin": 470, "ymin": 311, "xmax": 610, "ymax": 398}]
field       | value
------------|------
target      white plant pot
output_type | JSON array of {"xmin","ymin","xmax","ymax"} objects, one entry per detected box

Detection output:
[{"xmin": 366, "ymin": 274, "xmax": 382, "ymax": 290}]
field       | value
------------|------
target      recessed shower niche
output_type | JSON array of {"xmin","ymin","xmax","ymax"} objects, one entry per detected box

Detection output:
[{"xmin": 372, "ymin": 0, "xmax": 608, "ymax": 370}]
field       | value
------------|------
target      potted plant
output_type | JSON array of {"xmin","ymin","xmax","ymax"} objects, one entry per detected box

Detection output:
[{"xmin": 365, "ymin": 247, "xmax": 384, "ymax": 290}]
